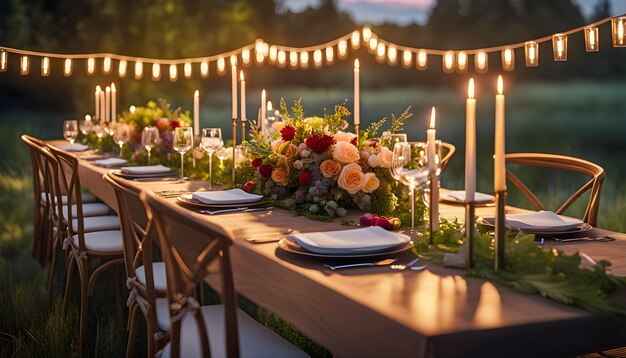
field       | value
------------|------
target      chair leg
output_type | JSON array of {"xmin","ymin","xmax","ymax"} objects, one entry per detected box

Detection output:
[
  {"xmin": 78, "ymin": 259, "xmax": 90, "ymax": 355},
  {"xmin": 114, "ymin": 266, "xmax": 123, "ymax": 320},
  {"xmin": 62, "ymin": 254, "xmax": 76, "ymax": 315},
  {"xmin": 146, "ymin": 314, "xmax": 158, "ymax": 358},
  {"xmin": 48, "ymin": 240, "xmax": 58, "ymax": 292},
  {"xmin": 125, "ymin": 304, "xmax": 139, "ymax": 358}
]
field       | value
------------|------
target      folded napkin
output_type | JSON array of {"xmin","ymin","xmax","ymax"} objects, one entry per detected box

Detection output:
[
  {"xmin": 121, "ymin": 164, "xmax": 172, "ymax": 175},
  {"xmin": 484, "ymin": 210, "xmax": 583, "ymax": 232},
  {"xmin": 59, "ymin": 143, "xmax": 89, "ymax": 152},
  {"xmin": 192, "ymin": 189, "xmax": 263, "ymax": 205},
  {"xmin": 94, "ymin": 158, "xmax": 128, "ymax": 167},
  {"xmin": 443, "ymin": 191, "xmax": 495, "ymax": 203},
  {"xmin": 291, "ymin": 226, "xmax": 410, "ymax": 255}
]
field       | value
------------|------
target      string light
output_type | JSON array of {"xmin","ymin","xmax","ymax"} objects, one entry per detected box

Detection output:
[
  {"xmin": 416, "ymin": 49, "xmax": 427, "ymax": 70},
  {"xmin": 456, "ymin": 51, "xmax": 468, "ymax": 73},
  {"xmin": 325, "ymin": 46, "xmax": 334, "ymax": 63},
  {"xmin": 184, "ymin": 62, "xmax": 192, "ymax": 78},
  {"xmin": 152, "ymin": 63, "xmax": 161, "ymax": 80},
  {"xmin": 313, "ymin": 49, "xmax": 322, "ymax": 69},
  {"xmin": 169, "ymin": 64, "xmax": 177, "ymax": 81},
  {"xmin": 119, "ymin": 59, "xmax": 127, "ymax": 78},
  {"xmin": 277, "ymin": 50, "xmax": 287, "ymax": 68},
  {"xmin": 338, "ymin": 39, "xmax": 348, "ymax": 59},
  {"xmin": 443, "ymin": 51, "xmax": 455, "ymax": 74},
  {"xmin": 351, "ymin": 30, "xmax": 360, "ymax": 49},
  {"xmin": 255, "ymin": 39, "xmax": 264, "ymax": 54},
  {"xmin": 269, "ymin": 46, "xmax": 278, "ymax": 63},
  {"xmin": 387, "ymin": 45, "xmax": 397, "ymax": 65},
  {"xmin": 289, "ymin": 51, "xmax": 298, "ymax": 69},
  {"xmin": 41, "ymin": 57, "xmax": 49, "ymax": 76},
  {"xmin": 475, "ymin": 51, "xmax": 488, "ymax": 73},
  {"xmin": 256, "ymin": 50, "xmax": 265, "ymax": 64},
  {"xmin": 362, "ymin": 26, "xmax": 372, "ymax": 43},
  {"xmin": 525, "ymin": 41, "xmax": 539, "ymax": 67},
  {"xmin": 263, "ymin": 43, "xmax": 269, "ymax": 56},
  {"xmin": 242, "ymin": 48, "xmax": 251, "ymax": 65},
  {"xmin": 103, "ymin": 57, "xmax": 112, "ymax": 74},
  {"xmin": 402, "ymin": 50, "xmax": 412, "ymax": 68},
  {"xmin": 552, "ymin": 34, "xmax": 568, "ymax": 61},
  {"xmin": 502, "ymin": 48, "xmax": 515, "ymax": 71},
  {"xmin": 230, "ymin": 55, "xmax": 237, "ymax": 66},
  {"xmin": 0, "ymin": 50, "xmax": 6, "ymax": 72},
  {"xmin": 375, "ymin": 42, "xmax": 385, "ymax": 63},
  {"xmin": 200, "ymin": 61, "xmax": 209, "ymax": 78},
  {"xmin": 612, "ymin": 17, "xmax": 626, "ymax": 47},
  {"xmin": 585, "ymin": 26, "xmax": 599, "ymax": 52},
  {"xmin": 87, "ymin": 57, "xmax": 95, "ymax": 75},
  {"xmin": 217, "ymin": 57, "xmax": 226, "ymax": 74},
  {"xmin": 368, "ymin": 37, "xmax": 378, "ymax": 53},
  {"xmin": 134, "ymin": 61, "xmax": 143, "ymax": 79},
  {"xmin": 300, "ymin": 51, "xmax": 309, "ymax": 68},
  {"xmin": 20, "ymin": 56, "xmax": 29, "ymax": 75},
  {"xmin": 63, "ymin": 58, "xmax": 72, "ymax": 76}
]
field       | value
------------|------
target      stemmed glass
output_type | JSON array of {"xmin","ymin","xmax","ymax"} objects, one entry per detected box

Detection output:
[
  {"xmin": 201, "ymin": 128, "xmax": 223, "ymax": 189},
  {"xmin": 141, "ymin": 126, "xmax": 159, "ymax": 165},
  {"xmin": 390, "ymin": 142, "xmax": 431, "ymax": 235},
  {"xmin": 173, "ymin": 127, "xmax": 193, "ymax": 183},
  {"xmin": 79, "ymin": 117, "xmax": 93, "ymax": 136},
  {"xmin": 63, "ymin": 120, "xmax": 79, "ymax": 145},
  {"xmin": 93, "ymin": 122, "xmax": 105, "ymax": 141},
  {"xmin": 113, "ymin": 124, "xmax": 131, "ymax": 157}
]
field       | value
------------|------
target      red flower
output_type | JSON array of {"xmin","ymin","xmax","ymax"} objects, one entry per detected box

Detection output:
[
  {"xmin": 305, "ymin": 134, "xmax": 335, "ymax": 154},
  {"xmin": 298, "ymin": 170, "xmax": 312, "ymax": 185},
  {"xmin": 280, "ymin": 125, "xmax": 296, "ymax": 142},
  {"xmin": 243, "ymin": 181, "xmax": 257, "ymax": 193},
  {"xmin": 370, "ymin": 141, "xmax": 377, "ymax": 148},
  {"xmin": 170, "ymin": 119, "xmax": 181, "ymax": 129},
  {"xmin": 258, "ymin": 164, "xmax": 273, "ymax": 177},
  {"xmin": 350, "ymin": 137, "xmax": 358, "ymax": 146},
  {"xmin": 251, "ymin": 158, "xmax": 263, "ymax": 167}
]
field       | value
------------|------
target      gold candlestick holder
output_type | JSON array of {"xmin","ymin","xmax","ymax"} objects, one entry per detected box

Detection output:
[
  {"xmin": 355, "ymin": 123, "xmax": 360, "ymax": 139},
  {"xmin": 428, "ymin": 177, "xmax": 436, "ymax": 245},
  {"xmin": 232, "ymin": 117, "xmax": 237, "ymax": 184},
  {"xmin": 465, "ymin": 201, "xmax": 476, "ymax": 269},
  {"xmin": 494, "ymin": 190, "xmax": 506, "ymax": 272},
  {"xmin": 241, "ymin": 118, "xmax": 247, "ymax": 142}
]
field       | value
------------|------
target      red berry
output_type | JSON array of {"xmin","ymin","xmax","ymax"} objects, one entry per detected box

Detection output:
[
  {"xmin": 242, "ymin": 181, "xmax": 257, "ymax": 193},
  {"xmin": 359, "ymin": 213, "xmax": 378, "ymax": 227},
  {"xmin": 374, "ymin": 216, "xmax": 392, "ymax": 230}
]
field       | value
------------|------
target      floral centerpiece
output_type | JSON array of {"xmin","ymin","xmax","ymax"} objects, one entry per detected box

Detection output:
[{"xmin": 241, "ymin": 99, "xmax": 421, "ymax": 222}]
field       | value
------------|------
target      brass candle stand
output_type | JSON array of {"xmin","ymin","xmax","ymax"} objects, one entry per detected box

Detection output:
[
  {"xmin": 465, "ymin": 201, "xmax": 476, "ymax": 268},
  {"xmin": 428, "ymin": 177, "xmax": 436, "ymax": 245},
  {"xmin": 232, "ymin": 117, "xmax": 237, "ymax": 183},
  {"xmin": 355, "ymin": 123, "xmax": 360, "ymax": 139},
  {"xmin": 494, "ymin": 190, "xmax": 506, "ymax": 272},
  {"xmin": 241, "ymin": 118, "xmax": 247, "ymax": 142}
]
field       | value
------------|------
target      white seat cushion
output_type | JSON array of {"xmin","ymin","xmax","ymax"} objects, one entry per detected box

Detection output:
[
  {"xmin": 73, "ymin": 215, "xmax": 120, "ymax": 233},
  {"xmin": 41, "ymin": 191, "xmax": 97, "ymax": 204},
  {"xmin": 72, "ymin": 230, "xmax": 123, "ymax": 252},
  {"xmin": 155, "ymin": 298, "xmax": 171, "ymax": 332},
  {"xmin": 135, "ymin": 262, "xmax": 167, "ymax": 293},
  {"xmin": 161, "ymin": 304, "xmax": 307, "ymax": 358},
  {"xmin": 62, "ymin": 203, "xmax": 110, "ymax": 218}
]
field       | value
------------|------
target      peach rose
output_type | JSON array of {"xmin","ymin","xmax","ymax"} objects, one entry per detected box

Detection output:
[
  {"xmin": 361, "ymin": 172, "xmax": 380, "ymax": 193},
  {"xmin": 377, "ymin": 146, "xmax": 394, "ymax": 168},
  {"xmin": 332, "ymin": 141, "xmax": 360, "ymax": 164},
  {"xmin": 337, "ymin": 163, "xmax": 365, "ymax": 194},
  {"xmin": 271, "ymin": 139, "xmax": 284, "ymax": 152},
  {"xmin": 271, "ymin": 167, "xmax": 290, "ymax": 186},
  {"xmin": 320, "ymin": 159, "xmax": 341, "ymax": 179},
  {"xmin": 293, "ymin": 160, "xmax": 304, "ymax": 170},
  {"xmin": 333, "ymin": 131, "xmax": 357, "ymax": 143},
  {"xmin": 281, "ymin": 143, "xmax": 298, "ymax": 159}
]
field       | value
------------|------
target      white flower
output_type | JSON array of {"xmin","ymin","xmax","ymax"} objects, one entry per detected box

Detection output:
[
  {"xmin": 301, "ymin": 149, "xmax": 310, "ymax": 158},
  {"xmin": 294, "ymin": 160, "xmax": 304, "ymax": 170},
  {"xmin": 368, "ymin": 154, "xmax": 380, "ymax": 168}
]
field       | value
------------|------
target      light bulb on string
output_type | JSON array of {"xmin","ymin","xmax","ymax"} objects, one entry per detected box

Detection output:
[
  {"xmin": 230, "ymin": 55, "xmax": 237, "ymax": 66},
  {"xmin": 300, "ymin": 51, "xmax": 309, "ymax": 68},
  {"xmin": 217, "ymin": 57, "xmax": 226, "ymax": 74},
  {"xmin": 184, "ymin": 62, "xmax": 192, "ymax": 78},
  {"xmin": 103, "ymin": 57, "xmax": 112, "ymax": 74},
  {"xmin": 118, "ymin": 60, "xmax": 127, "ymax": 78},
  {"xmin": 152, "ymin": 63, "xmax": 161, "ymax": 80},
  {"xmin": 0, "ymin": 50, "xmax": 6, "ymax": 72},
  {"xmin": 289, "ymin": 51, "xmax": 298, "ymax": 69},
  {"xmin": 387, "ymin": 45, "xmax": 397, "ymax": 65},
  {"xmin": 375, "ymin": 42, "xmax": 386, "ymax": 63},
  {"xmin": 20, "ymin": 56, "xmax": 29, "ymax": 75},
  {"xmin": 256, "ymin": 51, "xmax": 265, "ymax": 64},
  {"xmin": 402, "ymin": 50, "xmax": 412, "ymax": 68},
  {"xmin": 263, "ymin": 43, "xmax": 269, "ymax": 56},
  {"xmin": 351, "ymin": 30, "xmax": 360, "ymax": 49},
  {"xmin": 269, "ymin": 46, "xmax": 278, "ymax": 63},
  {"xmin": 200, "ymin": 61, "xmax": 209, "ymax": 78},
  {"xmin": 416, "ymin": 49, "xmax": 427, "ymax": 70},
  {"xmin": 169, "ymin": 64, "xmax": 177, "ymax": 81},
  {"xmin": 612, "ymin": 17, "xmax": 626, "ymax": 47},
  {"xmin": 242, "ymin": 48, "xmax": 251, "ymax": 65},
  {"xmin": 368, "ymin": 37, "xmax": 378, "ymax": 53},
  {"xmin": 134, "ymin": 61, "xmax": 143, "ymax": 79},
  {"xmin": 338, "ymin": 39, "xmax": 348, "ymax": 59},
  {"xmin": 87, "ymin": 58, "xmax": 95, "ymax": 75},
  {"xmin": 277, "ymin": 50, "xmax": 287, "ymax": 68},
  {"xmin": 585, "ymin": 26, "xmax": 599, "ymax": 52},
  {"xmin": 524, "ymin": 41, "xmax": 539, "ymax": 67},
  {"xmin": 442, "ymin": 51, "xmax": 455, "ymax": 74},
  {"xmin": 313, "ymin": 49, "xmax": 322, "ymax": 69},
  {"xmin": 552, "ymin": 34, "xmax": 568, "ymax": 61},
  {"xmin": 475, "ymin": 51, "xmax": 488, "ymax": 73},
  {"xmin": 456, "ymin": 51, "xmax": 468, "ymax": 73},
  {"xmin": 63, "ymin": 58, "xmax": 72, "ymax": 76},
  {"xmin": 502, "ymin": 48, "xmax": 515, "ymax": 71},
  {"xmin": 255, "ymin": 39, "xmax": 264, "ymax": 54},
  {"xmin": 325, "ymin": 46, "xmax": 334, "ymax": 64},
  {"xmin": 362, "ymin": 26, "xmax": 372, "ymax": 43},
  {"xmin": 41, "ymin": 57, "xmax": 50, "ymax": 76}
]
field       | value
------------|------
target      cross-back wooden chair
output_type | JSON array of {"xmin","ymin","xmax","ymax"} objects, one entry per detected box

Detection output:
[
  {"xmin": 140, "ymin": 190, "xmax": 307, "ymax": 358},
  {"xmin": 103, "ymin": 172, "xmax": 168, "ymax": 357},
  {"xmin": 505, "ymin": 153, "xmax": 606, "ymax": 227},
  {"xmin": 47, "ymin": 145, "xmax": 125, "ymax": 352},
  {"xmin": 412, "ymin": 141, "xmax": 456, "ymax": 174}
]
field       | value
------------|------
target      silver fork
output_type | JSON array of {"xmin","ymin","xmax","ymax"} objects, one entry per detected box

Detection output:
[
  {"xmin": 324, "ymin": 258, "xmax": 397, "ymax": 271},
  {"xmin": 390, "ymin": 257, "xmax": 425, "ymax": 271}
]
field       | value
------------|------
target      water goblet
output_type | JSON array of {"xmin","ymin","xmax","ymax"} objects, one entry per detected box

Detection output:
[
  {"xmin": 173, "ymin": 127, "xmax": 193, "ymax": 183},
  {"xmin": 63, "ymin": 120, "xmax": 79, "ymax": 145},
  {"xmin": 79, "ymin": 117, "xmax": 93, "ymax": 136},
  {"xmin": 201, "ymin": 128, "xmax": 223, "ymax": 189},
  {"xmin": 141, "ymin": 126, "xmax": 159, "ymax": 165},
  {"xmin": 113, "ymin": 123, "xmax": 131, "ymax": 157}
]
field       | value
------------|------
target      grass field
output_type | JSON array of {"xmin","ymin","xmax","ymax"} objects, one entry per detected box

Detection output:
[{"xmin": 0, "ymin": 82, "xmax": 625, "ymax": 356}]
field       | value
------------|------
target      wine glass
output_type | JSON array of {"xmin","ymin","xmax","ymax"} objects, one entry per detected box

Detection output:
[
  {"xmin": 63, "ymin": 120, "xmax": 79, "ymax": 146},
  {"xmin": 113, "ymin": 123, "xmax": 131, "ymax": 157},
  {"xmin": 141, "ymin": 126, "xmax": 159, "ymax": 165},
  {"xmin": 93, "ymin": 122, "xmax": 105, "ymax": 141},
  {"xmin": 381, "ymin": 132, "xmax": 407, "ymax": 148},
  {"xmin": 201, "ymin": 128, "xmax": 223, "ymax": 189},
  {"xmin": 79, "ymin": 117, "xmax": 93, "ymax": 136},
  {"xmin": 173, "ymin": 127, "xmax": 193, "ymax": 182},
  {"xmin": 391, "ymin": 142, "xmax": 430, "ymax": 235},
  {"xmin": 214, "ymin": 145, "xmax": 227, "ymax": 182}
]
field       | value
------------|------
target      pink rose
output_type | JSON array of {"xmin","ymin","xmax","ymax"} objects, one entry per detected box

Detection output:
[
  {"xmin": 332, "ymin": 141, "xmax": 360, "ymax": 164},
  {"xmin": 337, "ymin": 163, "xmax": 365, "ymax": 194},
  {"xmin": 361, "ymin": 172, "xmax": 380, "ymax": 193},
  {"xmin": 377, "ymin": 146, "xmax": 394, "ymax": 168},
  {"xmin": 271, "ymin": 139, "xmax": 284, "ymax": 152}
]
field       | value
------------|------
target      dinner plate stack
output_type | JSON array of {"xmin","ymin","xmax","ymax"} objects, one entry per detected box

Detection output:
[
  {"xmin": 114, "ymin": 164, "xmax": 173, "ymax": 179},
  {"xmin": 177, "ymin": 189, "xmax": 266, "ymax": 209},
  {"xmin": 481, "ymin": 210, "xmax": 587, "ymax": 234}
]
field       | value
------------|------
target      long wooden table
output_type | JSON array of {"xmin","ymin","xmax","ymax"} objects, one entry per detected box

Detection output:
[{"xmin": 64, "ymin": 144, "xmax": 626, "ymax": 357}]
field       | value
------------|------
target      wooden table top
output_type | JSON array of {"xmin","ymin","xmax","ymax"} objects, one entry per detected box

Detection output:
[{"xmin": 56, "ymin": 142, "xmax": 626, "ymax": 358}]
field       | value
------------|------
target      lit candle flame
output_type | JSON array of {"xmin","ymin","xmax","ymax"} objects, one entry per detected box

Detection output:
[
  {"xmin": 240, "ymin": 70, "xmax": 244, "ymax": 81},
  {"xmin": 96, "ymin": 85, "xmax": 101, "ymax": 93},
  {"xmin": 497, "ymin": 75, "xmax": 504, "ymax": 95},
  {"xmin": 130, "ymin": 105, "xmax": 136, "ymax": 113},
  {"xmin": 430, "ymin": 107, "xmax": 436, "ymax": 129},
  {"xmin": 194, "ymin": 89, "xmax": 199, "ymax": 97},
  {"xmin": 111, "ymin": 83, "xmax": 116, "ymax": 92},
  {"xmin": 267, "ymin": 101, "xmax": 273, "ymax": 111},
  {"xmin": 468, "ymin": 78, "xmax": 475, "ymax": 99},
  {"xmin": 354, "ymin": 59, "xmax": 359, "ymax": 69},
  {"xmin": 85, "ymin": 114, "xmax": 91, "ymax": 121}
]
